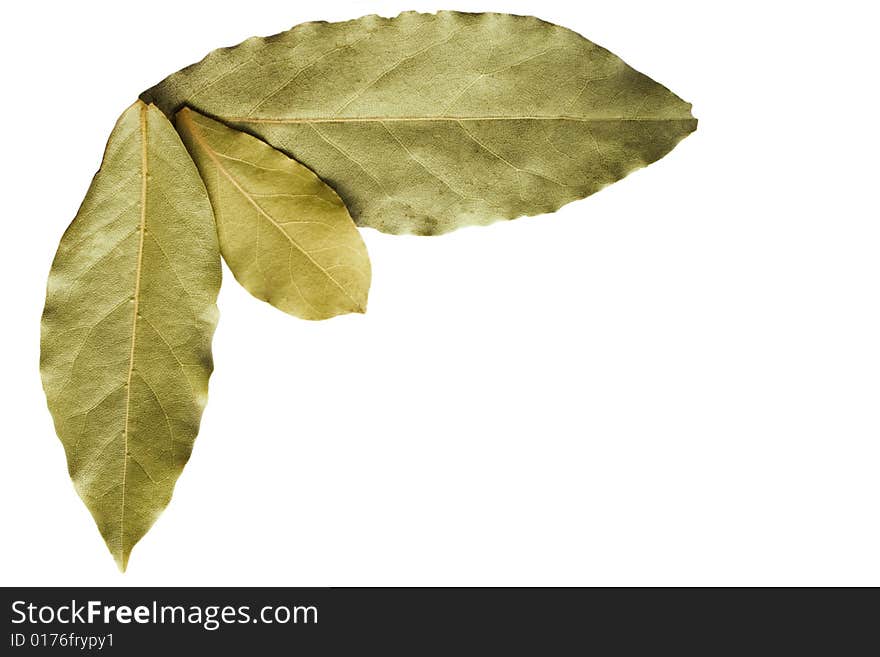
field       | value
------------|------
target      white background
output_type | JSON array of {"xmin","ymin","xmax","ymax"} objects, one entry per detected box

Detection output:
[{"xmin": 1, "ymin": 0, "xmax": 878, "ymax": 586}]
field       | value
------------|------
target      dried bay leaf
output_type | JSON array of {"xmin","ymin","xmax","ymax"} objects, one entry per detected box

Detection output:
[
  {"xmin": 40, "ymin": 100, "xmax": 221, "ymax": 570},
  {"xmin": 176, "ymin": 107, "xmax": 370, "ymax": 320},
  {"xmin": 142, "ymin": 10, "xmax": 697, "ymax": 235}
]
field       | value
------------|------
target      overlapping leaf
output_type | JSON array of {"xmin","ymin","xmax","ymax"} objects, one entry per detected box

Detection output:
[
  {"xmin": 176, "ymin": 108, "xmax": 370, "ymax": 319},
  {"xmin": 143, "ymin": 10, "xmax": 697, "ymax": 235},
  {"xmin": 40, "ymin": 101, "xmax": 221, "ymax": 570}
]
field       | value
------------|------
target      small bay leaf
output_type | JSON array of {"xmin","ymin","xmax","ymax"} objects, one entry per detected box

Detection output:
[
  {"xmin": 40, "ymin": 100, "xmax": 221, "ymax": 570},
  {"xmin": 142, "ymin": 11, "xmax": 697, "ymax": 235},
  {"xmin": 176, "ymin": 107, "xmax": 370, "ymax": 320}
]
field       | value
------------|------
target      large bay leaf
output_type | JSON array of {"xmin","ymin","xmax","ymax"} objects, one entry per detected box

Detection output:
[
  {"xmin": 142, "ymin": 11, "xmax": 697, "ymax": 235},
  {"xmin": 40, "ymin": 100, "xmax": 221, "ymax": 570},
  {"xmin": 176, "ymin": 108, "xmax": 370, "ymax": 319}
]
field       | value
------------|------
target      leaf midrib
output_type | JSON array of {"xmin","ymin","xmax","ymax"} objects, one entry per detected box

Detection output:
[
  {"xmin": 222, "ymin": 114, "xmax": 695, "ymax": 125},
  {"xmin": 119, "ymin": 102, "xmax": 149, "ymax": 567}
]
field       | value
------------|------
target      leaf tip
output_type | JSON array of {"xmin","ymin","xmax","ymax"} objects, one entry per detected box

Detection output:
[{"xmin": 112, "ymin": 548, "xmax": 130, "ymax": 573}]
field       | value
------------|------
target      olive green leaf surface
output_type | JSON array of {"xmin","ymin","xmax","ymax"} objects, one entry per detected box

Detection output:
[
  {"xmin": 176, "ymin": 108, "xmax": 370, "ymax": 320},
  {"xmin": 42, "ymin": 12, "xmax": 697, "ymax": 570},
  {"xmin": 40, "ymin": 100, "xmax": 221, "ymax": 571},
  {"xmin": 142, "ymin": 10, "xmax": 697, "ymax": 235}
]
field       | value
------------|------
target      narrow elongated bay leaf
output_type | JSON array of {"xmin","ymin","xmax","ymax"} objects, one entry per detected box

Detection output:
[
  {"xmin": 40, "ymin": 100, "xmax": 221, "ymax": 570},
  {"xmin": 176, "ymin": 107, "xmax": 370, "ymax": 320},
  {"xmin": 142, "ymin": 10, "xmax": 697, "ymax": 235}
]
